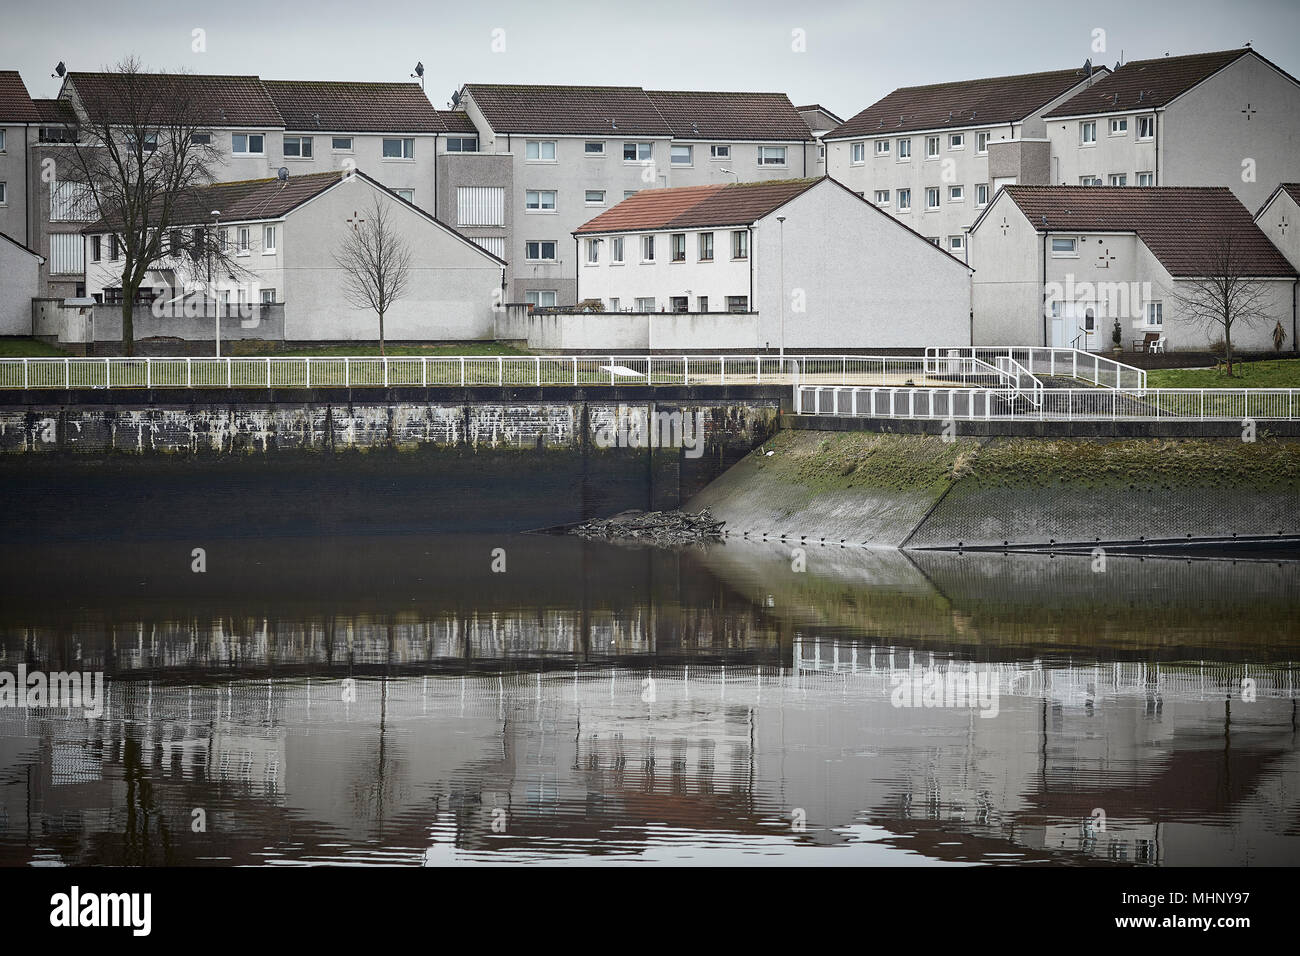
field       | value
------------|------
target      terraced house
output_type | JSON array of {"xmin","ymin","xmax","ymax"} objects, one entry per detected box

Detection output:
[
  {"xmin": 453, "ymin": 83, "xmax": 817, "ymax": 307},
  {"xmin": 824, "ymin": 64, "xmax": 1109, "ymax": 256},
  {"xmin": 1041, "ymin": 47, "xmax": 1300, "ymax": 212}
]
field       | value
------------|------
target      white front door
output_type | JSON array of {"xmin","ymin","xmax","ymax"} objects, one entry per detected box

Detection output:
[{"xmin": 1051, "ymin": 302, "xmax": 1100, "ymax": 349}]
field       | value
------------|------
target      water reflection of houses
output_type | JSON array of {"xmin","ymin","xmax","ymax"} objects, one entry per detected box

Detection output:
[{"xmin": 2, "ymin": 644, "xmax": 1297, "ymax": 866}]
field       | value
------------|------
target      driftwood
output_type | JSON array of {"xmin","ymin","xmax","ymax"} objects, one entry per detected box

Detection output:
[{"xmin": 568, "ymin": 509, "xmax": 725, "ymax": 547}]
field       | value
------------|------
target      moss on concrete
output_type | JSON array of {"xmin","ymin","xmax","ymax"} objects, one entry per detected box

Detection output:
[{"xmin": 749, "ymin": 430, "xmax": 981, "ymax": 493}]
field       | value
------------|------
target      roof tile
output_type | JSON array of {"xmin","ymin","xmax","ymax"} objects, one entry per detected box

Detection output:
[
  {"xmin": 0, "ymin": 70, "xmax": 39, "ymax": 123},
  {"xmin": 263, "ymin": 79, "xmax": 443, "ymax": 133},
  {"xmin": 1043, "ymin": 48, "xmax": 1255, "ymax": 118},
  {"xmin": 575, "ymin": 179, "xmax": 821, "ymax": 233},
  {"xmin": 68, "ymin": 72, "xmax": 283, "ymax": 127},
  {"xmin": 644, "ymin": 90, "xmax": 812, "ymax": 141}
]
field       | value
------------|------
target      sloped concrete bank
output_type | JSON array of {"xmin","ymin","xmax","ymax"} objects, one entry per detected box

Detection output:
[{"xmin": 686, "ymin": 430, "xmax": 1300, "ymax": 549}]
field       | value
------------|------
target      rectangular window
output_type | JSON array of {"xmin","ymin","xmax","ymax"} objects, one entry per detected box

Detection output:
[
  {"xmin": 584, "ymin": 189, "xmax": 606, "ymax": 205},
  {"xmin": 332, "ymin": 137, "xmax": 353, "ymax": 151},
  {"xmin": 641, "ymin": 235, "xmax": 655, "ymax": 261},
  {"xmin": 976, "ymin": 131, "xmax": 989, "ymax": 153},
  {"xmin": 710, "ymin": 144, "xmax": 730, "ymax": 159},
  {"xmin": 670, "ymin": 296, "xmax": 689, "ymax": 313},
  {"xmin": 976, "ymin": 183, "xmax": 989, "ymax": 206},
  {"xmin": 584, "ymin": 141, "xmax": 605, "ymax": 156},
  {"xmin": 0, "ymin": 181, "xmax": 6, "ymax": 204},
  {"xmin": 926, "ymin": 187, "xmax": 940, "ymax": 209},
  {"xmin": 232, "ymin": 133, "xmax": 265, "ymax": 155},
  {"xmin": 457, "ymin": 186, "xmax": 504, "ymax": 226},
  {"xmin": 394, "ymin": 188, "xmax": 415, "ymax": 202},
  {"xmin": 262, "ymin": 225, "xmax": 277, "ymax": 253},
  {"xmin": 634, "ymin": 297, "xmax": 656, "ymax": 312},
  {"xmin": 926, "ymin": 237, "xmax": 940, "ymax": 246},
  {"xmin": 1137, "ymin": 171, "xmax": 1155, "ymax": 186},
  {"xmin": 1051, "ymin": 237, "xmax": 1078, "ymax": 256},
  {"xmin": 926, "ymin": 136, "xmax": 940, "ymax": 158},
  {"xmin": 0, "ymin": 130, "xmax": 6, "ymax": 151},
  {"xmin": 697, "ymin": 296, "xmax": 709, "ymax": 312},
  {"xmin": 237, "ymin": 227, "xmax": 251, "ymax": 254},
  {"xmin": 949, "ymin": 133, "xmax": 964, "ymax": 149},
  {"xmin": 851, "ymin": 142, "xmax": 865, "ymax": 163},
  {"xmin": 671, "ymin": 144, "xmax": 693, "ymax": 166},
  {"xmin": 948, "ymin": 185, "xmax": 963, "ymax": 202},
  {"xmin": 525, "ymin": 190, "xmax": 556, "ymax": 211},
  {"xmin": 670, "ymin": 233, "xmax": 686, "ymax": 261},
  {"xmin": 525, "ymin": 140, "xmax": 556, "ymax": 161},
  {"xmin": 731, "ymin": 230, "xmax": 748, "ymax": 259},
  {"xmin": 190, "ymin": 132, "xmax": 211, "ymax": 146},
  {"xmin": 1109, "ymin": 117, "xmax": 1128, "ymax": 135},
  {"xmin": 897, "ymin": 139, "xmax": 911, "ymax": 158},
  {"xmin": 948, "ymin": 235, "xmax": 964, "ymax": 251},
  {"xmin": 586, "ymin": 238, "xmax": 599, "ymax": 264},
  {"xmin": 1137, "ymin": 116, "xmax": 1155, "ymax": 140},
  {"xmin": 1109, "ymin": 173, "xmax": 1127, "ymax": 186},
  {"xmin": 283, "ymin": 135, "xmax": 313, "ymax": 158},
  {"xmin": 261, "ymin": 289, "xmax": 277, "ymax": 304},
  {"xmin": 609, "ymin": 297, "xmax": 620, "ymax": 312},
  {"xmin": 1146, "ymin": 301, "xmax": 1163, "ymax": 327},
  {"xmin": 726, "ymin": 296, "xmax": 748, "ymax": 313},
  {"xmin": 897, "ymin": 188, "xmax": 911, "ymax": 211},
  {"xmin": 875, "ymin": 140, "xmax": 890, "ymax": 155},
  {"xmin": 611, "ymin": 236, "xmax": 624, "ymax": 263},
  {"xmin": 525, "ymin": 291, "xmax": 557, "ymax": 308},
  {"xmin": 525, "ymin": 240, "xmax": 557, "ymax": 261},
  {"xmin": 698, "ymin": 232, "xmax": 714, "ymax": 261},
  {"xmin": 624, "ymin": 142, "xmax": 652, "ymax": 162},
  {"xmin": 1080, "ymin": 176, "xmax": 1102, "ymax": 186},
  {"xmin": 110, "ymin": 235, "xmax": 120, "ymax": 260},
  {"xmin": 90, "ymin": 235, "xmax": 101, "ymax": 262},
  {"xmin": 874, "ymin": 190, "xmax": 890, "ymax": 206},
  {"xmin": 758, "ymin": 146, "xmax": 787, "ymax": 166},
  {"xmin": 169, "ymin": 229, "xmax": 181, "ymax": 252},
  {"xmin": 382, "ymin": 138, "xmax": 414, "ymax": 159},
  {"xmin": 445, "ymin": 136, "xmax": 478, "ymax": 152},
  {"xmin": 1080, "ymin": 121, "xmax": 1097, "ymax": 145}
]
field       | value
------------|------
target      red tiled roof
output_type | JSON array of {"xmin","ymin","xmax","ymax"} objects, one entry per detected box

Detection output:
[
  {"xmin": 437, "ymin": 109, "xmax": 478, "ymax": 134},
  {"xmin": 1043, "ymin": 48, "xmax": 1260, "ymax": 118},
  {"xmin": 32, "ymin": 98, "xmax": 77, "ymax": 125},
  {"xmin": 464, "ymin": 84, "xmax": 671, "ymax": 136},
  {"xmin": 574, "ymin": 179, "xmax": 821, "ymax": 233},
  {"xmin": 997, "ymin": 185, "xmax": 1297, "ymax": 278},
  {"xmin": 644, "ymin": 90, "xmax": 813, "ymax": 141},
  {"xmin": 263, "ymin": 79, "xmax": 442, "ymax": 133},
  {"xmin": 67, "ymin": 72, "xmax": 283, "ymax": 127},
  {"xmin": 826, "ymin": 66, "xmax": 1101, "ymax": 139},
  {"xmin": 0, "ymin": 70, "xmax": 39, "ymax": 123}
]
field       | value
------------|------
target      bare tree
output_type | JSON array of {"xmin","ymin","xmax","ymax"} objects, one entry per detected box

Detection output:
[
  {"xmin": 334, "ymin": 196, "xmax": 412, "ymax": 356},
  {"xmin": 62, "ymin": 57, "xmax": 233, "ymax": 355},
  {"xmin": 1166, "ymin": 234, "xmax": 1275, "ymax": 375}
]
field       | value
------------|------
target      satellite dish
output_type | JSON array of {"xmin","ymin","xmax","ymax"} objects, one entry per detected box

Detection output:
[
  {"xmin": 414, "ymin": 61, "xmax": 425, "ymax": 78},
  {"xmin": 277, "ymin": 167, "xmax": 289, "ymax": 182},
  {"xmin": 53, "ymin": 61, "xmax": 66, "ymax": 78},
  {"xmin": 450, "ymin": 89, "xmax": 462, "ymax": 107}
]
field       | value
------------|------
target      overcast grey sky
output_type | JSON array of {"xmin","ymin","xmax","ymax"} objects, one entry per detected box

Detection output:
[{"xmin": 4, "ymin": 0, "xmax": 1298, "ymax": 117}]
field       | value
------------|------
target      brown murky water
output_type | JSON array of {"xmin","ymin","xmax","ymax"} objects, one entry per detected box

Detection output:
[{"xmin": 0, "ymin": 535, "xmax": 1296, "ymax": 866}]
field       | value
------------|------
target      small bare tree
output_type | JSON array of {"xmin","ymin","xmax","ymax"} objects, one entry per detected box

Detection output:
[
  {"xmin": 1167, "ymin": 234, "xmax": 1274, "ymax": 375},
  {"xmin": 63, "ymin": 57, "xmax": 231, "ymax": 354},
  {"xmin": 334, "ymin": 196, "xmax": 412, "ymax": 356}
]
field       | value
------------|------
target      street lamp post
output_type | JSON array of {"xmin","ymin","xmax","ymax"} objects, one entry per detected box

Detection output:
[
  {"xmin": 777, "ymin": 216, "xmax": 786, "ymax": 367},
  {"xmin": 208, "ymin": 210, "xmax": 223, "ymax": 357}
]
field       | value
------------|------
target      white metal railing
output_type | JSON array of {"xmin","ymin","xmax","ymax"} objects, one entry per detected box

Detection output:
[
  {"xmin": 796, "ymin": 385, "xmax": 1300, "ymax": 421},
  {"xmin": 0, "ymin": 353, "xmax": 1025, "ymax": 390},
  {"xmin": 994, "ymin": 355, "xmax": 1043, "ymax": 408},
  {"xmin": 925, "ymin": 346, "xmax": 1147, "ymax": 393}
]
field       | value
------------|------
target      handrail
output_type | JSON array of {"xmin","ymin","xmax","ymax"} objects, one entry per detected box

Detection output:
[
  {"xmin": 924, "ymin": 346, "xmax": 1146, "ymax": 394},
  {"xmin": 993, "ymin": 355, "xmax": 1044, "ymax": 407},
  {"xmin": 796, "ymin": 385, "xmax": 1300, "ymax": 421}
]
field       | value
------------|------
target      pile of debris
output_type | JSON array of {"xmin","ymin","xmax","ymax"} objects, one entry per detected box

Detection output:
[{"xmin": 567, "ymin": 509, "xmax": 726, "ymax": 547}]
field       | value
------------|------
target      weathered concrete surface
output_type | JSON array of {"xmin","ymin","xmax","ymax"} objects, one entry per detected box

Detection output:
[
  {"xmin": 686, "ymin": 430, "xmax": 1300, "ymax": 549},
  {"xmin": 787, "ymin": 414, "xmax": 1300, "ymax": 438}
]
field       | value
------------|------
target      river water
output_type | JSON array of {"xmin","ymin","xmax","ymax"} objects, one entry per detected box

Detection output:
[{"xmin": 0, "ymin": 534, "xmax": 1296, "ymax": 866}]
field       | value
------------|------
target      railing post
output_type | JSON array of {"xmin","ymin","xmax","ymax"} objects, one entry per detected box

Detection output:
[
  {"xmin": 842, "ymin": 356, "xmax": 847, "ymax": 384},
  {"xmin": 423, "ymin": 357, "xmax": 428, "ymax": 387},
  {"xmin": 534, "ymin": 356, "xmax": 540, "ymax": 386},
  {"xmin": 756, "ymin": 355, "xmax": 761, "ymax": 384},
  {"xmin": 267, "ymin": 357, "xmax": 271, "ymax": 388},
  {"xmin": 226, "ymin": 357, "xmax": 232, "ymax": 387},
  {"xmin": 610, "ymin": 357, "xmax": 615, "ymax": 387},
  {"xmin": 683, "ymin": 355, "xmax": 689, "ymax": 386},
  {"xmin": 65, "ymin": 357, "xmax": 70, "ymax": 389},
  {"xmin": 498, "ymin": 356, "xmax": 503, "ymax": 386},
  {"xmin": 345, "ymin": 357, "xmax": 350, "ymax": 387},
  {"xmin": 460, "ymin": 356, "xmax": 466, "ymax": 386},
  {"xmin": 187, "ymin": 357, "xmax": 192, "ymax": 388},
  {"xmin": 383, "ymin": 357, "xmax": 389, "ymax": 388},
  {"xmin": 572, "ymin": 357, "xmax": 577, "ymax": 386},
  {"xmin": 720, "ymin": 355, "xmax": 725, "ymax": 385},
  {"xmin": 146, "ymin": 357, "xmax": 151, "ymax": 389}
]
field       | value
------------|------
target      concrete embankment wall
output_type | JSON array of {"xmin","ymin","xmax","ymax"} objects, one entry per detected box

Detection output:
[
  {"xmin": 687, "ymin": 430, "xmax": 1300, "ymax": 549},
  {"xmin": 0, "ymin": 391, "xmax": 780, "ymax": 540}
]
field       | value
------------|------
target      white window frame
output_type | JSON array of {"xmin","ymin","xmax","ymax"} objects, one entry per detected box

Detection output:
[
  {"xmin": 236, "ymin": 226, "xmax": 251, "ymax": 256},
  {"xmin": 1109, "ymin": 117, "xmax": 1128, "ymax": 136},
  {"xmin": 897, "ymin": 138, "xmax": 911, "ymax": 159},
  {"xmin": 670, "ymin": 233, "xmax": 686, "ymax": 262},
  {"xmin": 611, "ymin": 236, "xmax": 624, "ymax": 264},
  {"xmin": 525, "ymin": 190, "xmax": 557, "ymax": 212},
  {"xmin": 0, "ymin": 181, "xmax": 5, "ymax": 206},
  {"xmin": 262, "ymin": 225, "xmax": 277, "ymax": 254},
  {"xmin": 975, "ymin": 183, "xmax": 989, "ymax": 207},
  {"xmin": 0, "ymin": 129, "xmax": 6, "ymax": 152},
  {"xmin": 670, "ymin": 144, "xmax": 693, "ymax": 166},
  {"xmin": 1137, "ymin": 171, "xmax": 1155, "ymax": 187},
  {"xmin": 1080, "ymin": 176, "xmax": 1102, "ymax": 186},
  {"xmin": 948, "ymin": 235, "xmax": 965, "ymax": 252},
  {"xmin": 1080, "ymin": 121, "xmax": 1097, "ymax": 145},
  {"xmin": 623, "ymin": 142, "xmax": 652, "ymax": 163},
  {"xmin": 698, "ymin": 232, "xmax": 714, "ymax": 261},
  {"xmin": 394, "ymin": 188, "xmax": 415, "ymax": 203},
  {"xmin": 382, "ymin": 138, "xmax": 415, "ymax": 160},
  {"xmin": 634, "ymin": 297, "xmax": 656, "ymax": 312},
  {"xmin": 948, "ymin": 133, "xmax": 964, "ymax": 150},
  {"xmin": 926, "ymin": 136, "xmax": 940, "ymax": 159},
  {"xmin": 874, "ymin": 189, "xmax": 890, "ymax": 206},
  {"xmin": 525, "ymin": 240, "xmax": 558, "ymax": 262},
  {"xmin": 331, "ymin": 137, "xmax": 353, "ymax": 152},
  {"xmin": 925, "ymin": 187, "xmax": 940, "ymax": 210},
  {"xmin": 283, "ymin": 135, "xmax": 313, "ymax": 159},
  {"xmin": 948, "ymin": 185, "xmax": 964, "ymax": 202},
  {"xmin": 875, "ymin": 139, "xmax": 890, "ymax": 156},
  {"xmin": 1109, "ymin": 173, "xmax": 1127, "ymax": 187},
  {"xmin": 976, "ymin": 131, "xmax": 989, "ymax": 154},
  {"xmin": 232, "ymin": 133, "xmax": 265, "ymax": 155},
  {"xmin": 851, "ymin": 142, "xmax": 865, "ymax": 164},
  {"xmin": 896, "ymin": 188, "xmax": 911, "ymax": 212},
  {"xmin": 525, "ymin": 140, "xmax": 556, "ymax": 162},
  {"xmin": 757, "ymin": 146, "xmax": 787, "ymax": 167},
  {"xmin": 641, "ymin": 234, "xmax": 655, "ymax": 262},
  {"xmin": 1050, "ymin": 237, "xmax": 1078, "ymax": 258},
  {"xmin": 526, "ymin": 290, "xmax": 558, "ymax": 308},
  {"xmin": 710, "ymin": 144, "xmax": 731, "ymax": 160},
  {"xmin": 584, "ymin": 141, "xmax": 605, "ymax": 156},
  {"xmin": 585, "ymin": 238, "xmax": 599, "ymax": 265},
  {"xmin": 1146, "ymin": 301, "xmax": 1163, "ymax": 327},
  {"xmin": 1137, "ymin": 116, "xmax": 1155, "ymax": 141},
  {"xmin": 731, "ymin": 230, "xmax": 748, "ymax": 259},
  {"xmin": 584, "ymin": 190, "xmax": 606, "ymax": 206}
]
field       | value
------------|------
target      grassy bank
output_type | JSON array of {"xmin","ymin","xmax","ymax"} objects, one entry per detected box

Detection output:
[
  {"xmin": 0, "ymin": 338, "xmax": 67, "ymax": 357},
  {"xmin": 1146, "ymin": 358, "xmax": 1300, "ymax": 388}
]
